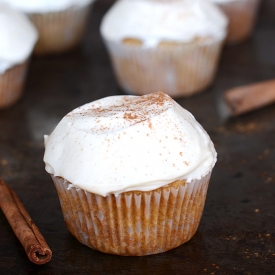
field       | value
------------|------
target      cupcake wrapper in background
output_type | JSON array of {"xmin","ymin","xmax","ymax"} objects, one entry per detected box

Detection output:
[
  {"xmin": 104, "ymin": 39, "xmax": 223, "ymax": 98},
  {"xmin": 0, "ymin": 62, "xmax": 29, "ymax": 109},
  {"xmin": 218, "ymin": 0, "xmax": 260, "ymax": 44},
  {"xmin": 28, "ymin": 5, "xmax": 92, "ymax": 55},
  {"xmin": 52, "ymin": 173, "xmax": 211, "ymax": 256}
]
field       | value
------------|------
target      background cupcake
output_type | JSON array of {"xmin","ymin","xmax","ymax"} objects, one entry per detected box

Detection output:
[
  {"xmin": 208, "ymin": 0, "xmax": 261, "ymax": 44},
  {"xmin": 0, "ymin": 4, "xmax": 37, "ymax": 109},
  {"xmin": 100, "ymin": 0, "xmax": 228, "ymax": 98},
  {"xmin": 1, "ymin": 0, "xmax": 96, "ymax": 55},
  {"xmin": 44, "ymin": 92, "xmax": 217, "ymax": 256}
]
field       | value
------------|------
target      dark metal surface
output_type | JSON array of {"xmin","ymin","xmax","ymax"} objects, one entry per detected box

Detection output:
[{"xmin": 0, "ymin": 0, "xmax": 275, "ymax": 274}]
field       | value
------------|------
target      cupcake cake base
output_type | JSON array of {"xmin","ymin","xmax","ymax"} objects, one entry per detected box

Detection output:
[
  {"xmin": 218, "ymin": 0, "xmax": 260, "ymax": 44},
  {"xmin": 52, "ymin": 173, "xmax": 211, "ymax": 256},
  {"xmin": 29, "ymin": 5, "xmax": 92, "ymax": 55},
  {"xmin": 0, "ymin": 62, "xmax": 29, "ymax": 109},
  {"xmin": 104, "ymin": 39, "xmax": 223, "ymax": 98}
]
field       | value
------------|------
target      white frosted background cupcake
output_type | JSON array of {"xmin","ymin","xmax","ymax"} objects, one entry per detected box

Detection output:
[
  {"xmin": 44, "ymin": 92, "xmax": 217, "ymax": 256},
  {"xmin": 208, "ymin": 0, "xmax": 261, "ymax": 44},
  {"xmin": 100, "ymin": 0, "xmax": 228, "ymax": 98},
  {"xmin": 0, "ymin": 4, "xmax": 37, "ymax": 109},
  {"xmin": 0, "ymin": 0, "xmax": 97, "ymax": 55}
]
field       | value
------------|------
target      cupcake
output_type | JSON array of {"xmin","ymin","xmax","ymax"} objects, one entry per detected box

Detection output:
[
  {"xmin": 100, "ymin": 0, "xmax": 228, "ymax": 98},
  {"xmin": 0, "ymin": 4, "xmax": 37, "ymax": 109},
  {"xmin": 208, "ymin": 0, "xmax": 261, "ymax": 44},
  {"xmin": 44, "ymin": 92, "xmax": 217, "ymax": 256},
  {"xmin": 1, "ymin": 0, "xmax": 96, "ymax": 55}
]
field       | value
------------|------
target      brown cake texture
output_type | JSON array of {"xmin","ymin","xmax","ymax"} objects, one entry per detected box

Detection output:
[
  {"xmin": 105, "ymin": 37, "xmax": 223, "ymax": 98},
  {"xmin": 28, "ymin": 5, "xmax": 91, "ymax": 55},
  {"xmin": 218, "ymin": 0, "xmax": 260, "ymax": 44},
  {"xmin": 52, "ymin": 173, "xmax": 211, "ymax": 256},
  {"xmin": 0, "ymin": 62, "xmax": 29, "ymax": 109}
]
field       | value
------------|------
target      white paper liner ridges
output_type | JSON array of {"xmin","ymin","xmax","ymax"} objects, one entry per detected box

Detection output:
[
  {"xmin": 0, "ymin": 62, "xmax": 28, "ymax": 109},
  {"xmin": 104, "ymin": 39, "xmax": 223, "ymax": 97},
  {"xmin": 52, "ymin": 173, "xmax": 211, "ymax": 256},
  {"xmin": 28, "ymin": 5, "xmax": 92, "ymax": 54},
  {"xmin": 217, "ymin": 0, "xmax": 260, "ymax": 43}
]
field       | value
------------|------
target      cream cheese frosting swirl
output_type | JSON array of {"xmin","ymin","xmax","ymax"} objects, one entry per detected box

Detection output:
[
  {"xmin": 0, "ymin": 4, "xmax": 37, "ymax": 74},
  {"xmin": 100, "ymin": 0, "xmax": 228, "ymax": 48},
  {"xmin": 0, "ymin": 0, "xmax": 96, "ymax": 13},
  {"xmin": 44, "ymin": 92, "xmax": 217, "ymax": 196}
]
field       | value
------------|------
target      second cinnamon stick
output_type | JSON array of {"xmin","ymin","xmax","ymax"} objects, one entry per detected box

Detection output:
[
  {"xmin": 223, "ymin": 79, "xmax": 275, "ymax": 117},
  {"xmin": 0, "ymin": 178, "xmax": 52, "ymax": 265}
]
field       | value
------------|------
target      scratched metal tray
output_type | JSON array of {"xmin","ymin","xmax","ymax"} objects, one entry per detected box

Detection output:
[{"xmin": 0, "ymin": 0, "xmax": 275, "ymax": 274}]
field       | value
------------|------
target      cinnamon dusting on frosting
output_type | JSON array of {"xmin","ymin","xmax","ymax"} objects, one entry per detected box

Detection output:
[
  {"xmin": 66, "ymin": 92, "xmax": 172, "ymax": 134},
  {"xmin": 148, "ymin": 120, "xmax": 153, "ymax": 129},
  {"xmin": 44, "ymin": 91, "xmax": 217, "ymax": 196},
  {"xmin": 123, "ymin": 113, "xmax": 138, "ymax": 120}
]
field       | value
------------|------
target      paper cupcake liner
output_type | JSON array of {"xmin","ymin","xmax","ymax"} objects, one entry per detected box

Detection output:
[
  {"xmin": 0, "ymin": 62, "xmax": 29, "ymax": 109},
  {"xmin": 103, "ymin": 39, "xmax": 223, "ymax": 98},
  {"xmin": 217, "ymin": 0, "xmax": 260, "ymax": 44},
  {"xmin": 28, "ymin": 5, "xmax": 92, "ymax": 55},
  {"xmin": 52, "ymin": 173, "xmax": 211, "ymax": 256}
]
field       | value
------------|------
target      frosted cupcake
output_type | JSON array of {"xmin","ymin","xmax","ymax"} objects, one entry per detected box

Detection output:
[
  {"xmin": 100, "ymin": 0, "xmax": 228, "ymax": 98},
  {"xmin": 208, "ymin": 0, "xmax": 261, "ymax": 44},
  {"xmin": 0, "ymin": 4, "xmax": 37, "ymax": 109},
  {"xmin": 44, "ymin": 92, "xmax": 217, "ymax": 256},
  {"xmin": 1, "ymin": 0, "xmax": 96, "ymax": 55}
]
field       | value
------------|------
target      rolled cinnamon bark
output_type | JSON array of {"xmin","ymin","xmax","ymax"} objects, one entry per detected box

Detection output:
[
  {"xmin": 0, "ymin": 178, "xmax": 52, "ymax": 265},
  {"xmin": 223, "ymin": 79, "xmax": 275, "ymax": 116}
]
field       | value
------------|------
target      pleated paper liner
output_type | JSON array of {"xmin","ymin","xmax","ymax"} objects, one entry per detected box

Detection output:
[
  {"xmin": 0, "ymin": 62, "xmax": 29, "ymax": 109},
  {"xmin": 103, "ymin": 38, "xmax": 223, "ymax": 98},
  {"xmin": 52, "ymin": 173, "xmax": 211, "ymax": 256},
  {"xmin": 28, "ymin": 4, "xmax": 92, "ymax": 55},
  {"xmin": 218, "ymin": 0, "xmax": 260, "ymax": 44}
]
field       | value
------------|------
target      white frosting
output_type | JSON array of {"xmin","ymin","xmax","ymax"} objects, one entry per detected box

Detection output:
[
  {"xmin": 208, "ymin": 0, "xmax": 237, "ymax": 3},
  {"xmin": 100, "ymin": 0, "xmax": 228, "ymax": 48},
  {"xmin": 0, "ymin": 0, "xmax": 95, "ymax": 13},
  {"xmin": 44, "ymin": 92, "xmax": 217, "ymax": 197},
  {"xmin": 0, "ymin": 4, "xmax": 37, "ymax": 74}
]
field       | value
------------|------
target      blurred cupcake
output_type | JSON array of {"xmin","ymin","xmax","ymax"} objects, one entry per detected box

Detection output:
[
  {"xmin": 44, "ymin": 92, "xmax": 217, "ymax": 256},
  {"xmin": 208, "ymin": 0, "xmax": 261, "ymax": 44},
  {"xmin": 2, "ymin": 0, "xmax": 96, "ymax": 55},
  {"xmin": 0, "ymin": 4, "xmax": 37, "ymax": 109},
  {"xmin": 100, "ymin": 0, "xmax": 228, "ymax": 98}
]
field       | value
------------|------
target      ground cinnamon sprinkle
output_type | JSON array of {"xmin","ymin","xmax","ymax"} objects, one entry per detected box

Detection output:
[
  {"xmin": 123, "ymin": 113, "xmax": 138, "ymax": 120},
  {"xmin": 120, "ymin": 92, "xmax": 171, "ymax": 123},
  {"xmin": 65, "ymin": 92, "xmax": 174, "ymax": 136}
]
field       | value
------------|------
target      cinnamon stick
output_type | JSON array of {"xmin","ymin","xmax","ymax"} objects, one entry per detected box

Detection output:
[
  {"xmin": 222, "ymin": 79, "xmax": 275, "ymax": 117},
  {"xmin": 0, "ymin": 178, "xmax": 52, "ymax": 265}
]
